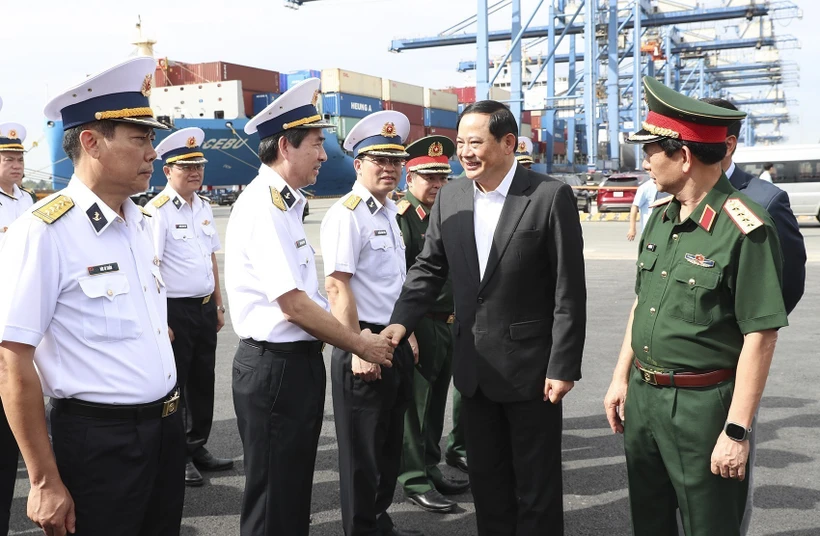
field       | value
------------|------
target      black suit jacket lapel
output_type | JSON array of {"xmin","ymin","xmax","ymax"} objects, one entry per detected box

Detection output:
[
  {"xmin": 458, "ymin": 178, "xmax": 482, "ymax": 287},
  {"xmin": 479, "ymin": 166, "xmax": 531, "ymax": 293}
]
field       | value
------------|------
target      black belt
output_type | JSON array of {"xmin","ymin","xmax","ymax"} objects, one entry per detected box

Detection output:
[
  {"xmin": 241, "ymin": 338, "xmax": 325, "ymax": 354},
  {"xmin": 168, "ymin": 294, "xmax": 212, "ymax": 305},
  {"xmin": 51, "ymin": 388, "xmax": 180, "ymax": 421}
]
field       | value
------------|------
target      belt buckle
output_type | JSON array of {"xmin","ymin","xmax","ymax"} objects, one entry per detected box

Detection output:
[
  {"xmin": 641, "ymin": 368, "xmax": 658, "ymax": 386},
  {"xmin": 447, "ymin": 314, "xmax": 455, "ymax": 324},
  {"xmin": 162, "ymin": 391, "xmax": 180, "ymax": 417},
  {"xmin": 202, "ymin": 294, "xmax": 211, "ymax": 305}
]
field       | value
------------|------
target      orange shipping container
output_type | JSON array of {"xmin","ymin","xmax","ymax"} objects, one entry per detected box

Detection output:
[{"xmin": 185, "ymin": 61, "xmax": 280, "ymax": 93}]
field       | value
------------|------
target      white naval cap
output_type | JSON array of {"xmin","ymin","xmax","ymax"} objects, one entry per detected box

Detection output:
[
  {"xmin": 343, "ymin": 110, "xmax": 410, "ymax": 158},
  {"xmin": 245, "ymin": 77, "xmax": 334, "ymax": 140},
  {"xmin": 515, "ymin": 136, "xmax": 534, "ymax": 164},
  {"xmin": 43, "ymin": 57, "xmax": 169, "ymax": 131},
  {"xmin": 0, "ymin": 123, "xmax": 26, "ymax": 152},
  {"xmin": 155, "ymin": 127, "xmax": 208, "ymax": 165}
]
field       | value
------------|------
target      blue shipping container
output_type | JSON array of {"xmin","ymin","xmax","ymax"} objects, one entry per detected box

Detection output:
[
  {"xmin": 253, "ymin": 93, "xmax": 280, "ymax": 116},
  {"xmin": 424, "ymin": 108, "xmax": 458, "ymax": 129},
  {"xmin": 286, "ymin": 69, "xmax": 321, "ymax": 90},
  {"xmin": 322, "ymin": 93, "xmax": 382, "ymax": 119},
  {"xmin": 278, "ymin": 73, "xmax": 288, "ymax": 93}
]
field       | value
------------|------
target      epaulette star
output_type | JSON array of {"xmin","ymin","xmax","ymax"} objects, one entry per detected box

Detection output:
[
  {"xmin": 724, "ymin": 198, "xmax": 763, "ymax": 234},
  {"xmin": 32, "ymin": 194, "xmax": 74, "ymax": 224}
]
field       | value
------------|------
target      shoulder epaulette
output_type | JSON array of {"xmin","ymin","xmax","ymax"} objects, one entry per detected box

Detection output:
[
  {"xmin": 270, "ymin": 187, "xmax": 287, "ymax": 211},
  {"xmin": 724, "ymin": 198, "xmax": 763, "ymax": 234},
  {"xmin": 343, "ymin": 194, "xmax": 362, "ymax": 211},
  {"xmin": 20, "ymin": 186, "xmax": 35, "ymax": 195},
  {"xmin": 198, "ymin": 194, "xmax": 210, "ymax": 203},
  {"xmin": 649, "ymin": 195, "xmax": 673, "ymax": 208},
  {"xmin": 32, "ymin": 195, "xmax": 74, "ymax": 224},
  {"xmin": 139, "ymin": 206, "xmax": 152, "ymax": 217},
  {"xmin": 396, "ymin": 199, "xmax": 411, "ymax": 215},
  {"xmin": 152, "ymin": 194, "xmax": 170, "ymax": 208}
]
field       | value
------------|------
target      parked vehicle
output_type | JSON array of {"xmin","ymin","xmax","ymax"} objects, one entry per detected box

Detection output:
[
  {"xmin": 214, "ymin": 189, "xmax": 238, "ymax": 206},
  {"xmin": 130, "ymin": 186, "xmax": 162, "ymax": 207},
  {"xmin": 597, "ymin": 172, "xmax": 648, "ymax": 213}
]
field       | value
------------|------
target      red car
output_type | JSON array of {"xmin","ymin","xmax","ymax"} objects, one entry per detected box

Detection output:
[{"xmin": 596, "ymin": 172, "xmax": 649, "ymax": 213}]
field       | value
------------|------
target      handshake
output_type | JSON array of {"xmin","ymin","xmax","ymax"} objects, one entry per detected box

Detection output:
[{"xmin": 355, "ymin": 324, "xmax": 408, "ymax": 367}]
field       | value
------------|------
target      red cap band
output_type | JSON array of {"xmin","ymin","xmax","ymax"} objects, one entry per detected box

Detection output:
[
  {"xmin": 407, "ymin": 155, "xmax": 449, "ymax": 169},
  {"xmin": 644, "ymin": 111, "xmax": 728, "ymax": 144}
]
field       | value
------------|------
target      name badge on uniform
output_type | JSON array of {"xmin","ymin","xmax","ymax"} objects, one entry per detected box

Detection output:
[
  {"xmin": 374, "ymin": 229, "xmax": 387, "ymax": 236},
  {"xmin": 87, "ymin": 262, "xmax": 120, "ymax": 276},
  {"xmin": 175, "ymin": 224, "xmax": 188, "ymax": 229},
  {"xmin": 295, "ymin": 238, "xmax": 307, "ymax": 249}
]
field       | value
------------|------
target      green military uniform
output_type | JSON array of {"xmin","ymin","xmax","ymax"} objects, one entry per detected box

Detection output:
[
  {"xmin": 396, "ymin": 136, "xmax": 466, "ymax": 497},
  {"xmin": 623, "ymin": 77, "xmax": 789, "ymax": 536}
]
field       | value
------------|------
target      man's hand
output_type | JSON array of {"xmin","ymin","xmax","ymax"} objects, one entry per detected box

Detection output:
[
  {"xmin": 543, "ymin": 378, "xmax": 574, "ymax": 404},
  {"xmin": 408, "ymin": 333, "xmax": 419, "ymax": 365},
  {"xmin": 28, "ymin": 480, "xmax": 76, "ymax": 536},
  {"xmin": 216, "ymin": 308, "xmax": 225, "ymax": 333},
  {"xmin": 381, "ymin": 324, "xmax": 407, "ymax": 347},
  {"xmin": 604, "ymin": 379, "xmax": 628, "ymax": 434},
  {"xmin": 627, "ymin": 225, "xmax": 637, "ymax": 241},
  {"xmin": 357, "ymin": 329, "xmax": 393, "ymax": 367},
  {"xmin": 352, "ymin": 355, "xmax": 382, "ymax": 382},
  {"xmin": 168, "ymin": 327, "xmax": 175, "ymax": 343},
  {"xmin": 711, "ymin": 432, "xmax": 749, "ymax": 481}
]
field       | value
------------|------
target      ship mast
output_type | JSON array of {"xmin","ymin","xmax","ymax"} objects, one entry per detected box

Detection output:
[{"xmin": 132, "ymin": 16, "xmax": 156, "ymax": 58}]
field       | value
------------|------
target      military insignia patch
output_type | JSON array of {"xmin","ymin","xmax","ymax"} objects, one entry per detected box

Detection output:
[
  {"xmin": 415, "ymin": 205, "xmax": 427, "ymax": 220},
  {"xmin": 32, "ymin": 195, "xmax": 74, "ymax": 224},
  {"xmin": 684, "ymin": 253, "xmax": 715, "ymax": 268},
  {"xmin": 270, "ymin": 186, "xmax": 287, "ymax": 211},
  {"xmin": 698, "ymin": 204, "xmax": 716, "ymax": 232},
  {"xmin": 8, "ymin": 129, "xmax": 17, "ymax": 139},
  {"xmin": 186, "ymin": 136, "xmax": 197, "ymax": 148},
  {"xmin": 381, "ymin": 122, "xmax": 397, "ymax": 138},
  {"xmin": 518, "ymin": 141, "xmax": 527, "ymax": 153},
  {"xmin": 428, "ymin": 142, "xmax": 444, "ymax": 157},
  {"xmin": 152, "ymin": 194, "xmax": 170, "ymax": 208},
  {"xmin": 311, "ymin": 89, "xmax": 320, "ymax": 107},
  {"xmin": 281, "ymin": 186, "xmax": 295, "ymax": 207},
  {"xmin": 396, "ymin": 199, "xmax": 411, "ymax": 215},
  {"xmin": 87, "ymin": 203, "xmax": 107, "ymax": 233},
  {"xmin": 172, "ymin": 196, "xmax": 183, "ymax": 209},
  {"xmin": 366, "ymin": 197, "xmax": 378, "ymax": 214},
  {"xmin": 343, "ymin": 194, "xmax": 361, "ymax": 210},
  {"xmin": 724, "ymin": 198, "xmax": 763, "ymax": 234},
  {"xmin": 141, "ymin": 74, "xmax": 153, "ymax": 97}
]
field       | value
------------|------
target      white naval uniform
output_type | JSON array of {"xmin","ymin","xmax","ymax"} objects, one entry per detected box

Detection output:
[
  {"xmin": 0, "ymin": 184, "xmax": 34, "ymax": 245},
  {"xmin": 320, "ymin": 181, "xmax": 407, "ymax": 325},
  {"xmin": 0, "ymin": 176, "xmax": 177, "ymax": 404},
  {"xmin": 224, "ymin": 164, "xmax": 328, "ymax": 343},
  {"xmin": 146, "ymin": 187, "xmax": 221, "ymax": 298}
]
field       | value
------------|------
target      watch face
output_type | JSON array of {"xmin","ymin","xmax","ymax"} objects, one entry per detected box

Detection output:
[{"xmin": 725, "ymin": 422, "xmax": 747, "ymax": 441}]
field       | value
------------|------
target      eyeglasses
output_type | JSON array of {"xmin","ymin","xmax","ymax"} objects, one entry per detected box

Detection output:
[
  {"xmin": 174, "ymin": 164, "xmax": 205, "ymax": 171},
  {"xmin": 362, "ymin": 156, "xmax": 405, "ymax": 168}
]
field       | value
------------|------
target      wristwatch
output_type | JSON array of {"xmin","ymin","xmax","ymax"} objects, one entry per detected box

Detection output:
[
  {"xmin": 724, "ymin": 421, "xmax": 751, "ymax": 442},
  {"xmin": 216, "ymin": 305, "xmax": 226, "ymax": 313}
]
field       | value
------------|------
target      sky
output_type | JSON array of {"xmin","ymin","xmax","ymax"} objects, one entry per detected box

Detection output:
[{"xmin": 1, "ymin": 0, "xmax": 816, "ymax": 175}]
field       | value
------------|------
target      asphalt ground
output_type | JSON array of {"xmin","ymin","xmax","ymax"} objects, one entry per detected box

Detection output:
[{"xmin": 7, "ymin": 198, "xmax": 820, "ymax": 536}]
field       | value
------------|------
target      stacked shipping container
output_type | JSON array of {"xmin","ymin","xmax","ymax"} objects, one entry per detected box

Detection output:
[
  {"xmin": 382, "ymin": 79, "xmax": 425, "ymax": 144},
  {"xmin": 423, "ymin": 89, "xmax": 458, "ymax": 140}
]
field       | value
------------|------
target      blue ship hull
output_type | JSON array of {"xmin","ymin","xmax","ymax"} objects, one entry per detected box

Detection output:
[{"xmin": 45, "ymin": 118, "xmax": 358, "ymax": 196}]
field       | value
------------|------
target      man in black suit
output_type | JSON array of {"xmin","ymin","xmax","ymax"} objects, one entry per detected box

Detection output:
[{"xmin": 383, "ymin": 100, "xmax": 587, "ymax": 535}]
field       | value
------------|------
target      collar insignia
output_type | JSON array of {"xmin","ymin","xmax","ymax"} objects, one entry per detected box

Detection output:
[
  {"xmin": 281, "ymin": 186, "xmax": 295, "ymax": 207},
  {"xmin": 415, "ymin": 204, "xmax": 428, "ymax": 220},
  {"xmin": 172, "ymin": 196, "xmax": 183, "ymax": 209},
  {"xmin": 698, "ymin": 204, "xmax": 717, "ymax": 232},
  {"xmin": 366, "ymin": 197, "xmax": 378, "ymax": 214},
  {"xmin": 86, "ymin": 203, "xmax": 107, "ymax": 233}
]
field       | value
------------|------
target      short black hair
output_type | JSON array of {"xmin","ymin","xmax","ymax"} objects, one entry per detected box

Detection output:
[
  {"xmin": 457, "ymin": 100, "xmax": 518, "ymax": 142},
  {"xmin": 763, "ymin": 162, "xmax": 774, "ymax": 171},
  {"xmin": 258, "ymin": 129, "xmax": 312, "ymax": 165},
  {"xmin": 657, "ymin": 138, "xmax": 727, "ymax": 165},
  {"xmin": 62, "ymin": 120, "xmax": 118, "ymax": 164},
  {"xmin": 700, "ymin": 97, "xmax": 742, "ymax": 139}
]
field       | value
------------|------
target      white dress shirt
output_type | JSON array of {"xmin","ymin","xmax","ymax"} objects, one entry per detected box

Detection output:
[
  {"xmin": 320, "ymin": 181, "xmax": 407, "ymax": 326},
  {"xmin": 473, "ymin": 160, "xmax": 517, "ymax": 280},
  {"xmin": 146, "ymin": 186, "xmax": 220, "ymax": 298},
  {"xmin": 0, "ymin": 177, "xmax": 176, "ymax": 404},
  {"xmin": 0, "ymin": 184, "xmax": 35, "ymax": 245},
  {"xmin": 726, "ymin": 161, "xmax": 736, "ymax": 180},
  {"xmin": 225, "ymin": 165, "xmax": 328, "ymax": 343}
]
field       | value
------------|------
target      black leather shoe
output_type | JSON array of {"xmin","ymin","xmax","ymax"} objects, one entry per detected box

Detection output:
[
  {"xmin": 192, "ymin": 449, "xmax": 234, "ymax": 471},
  {"xmin": 185, "ymin": 461, "xmax": 203, "ymax": 487},
  {"xmin": 434, "ymin": 475, "xmax": 470, "ymax": 495},
  {"xmin": 407, "ymin": 489, "xmax": 456, "ymax": 513},
  {"xmin": 386, "ymin": 527, "xmax": 425, "ymax": 536},
  {"xmin": 445, "ymin": 453, "xmax": 469, "ymax": 473}
]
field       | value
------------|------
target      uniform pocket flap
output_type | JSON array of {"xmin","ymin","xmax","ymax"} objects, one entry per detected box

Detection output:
[
  {"xmin": 78, "ymin": 273, "xmax": 130, "ymax": 301},
  {"xmin": 637, "ymin": 251, "xmax": 658, "ymax": 271},
  {"xmin": 673, "ymin": 264, "xmax": 720, "ymax": 289},
  {"xmin": 509, "ymin": 319, "xmax": 548, "ymax": 341},
  {"xmin": 368, "ymin": 237, "xmax": 391, "ymax": 251}
]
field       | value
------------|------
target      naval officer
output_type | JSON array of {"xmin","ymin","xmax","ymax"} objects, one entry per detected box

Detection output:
[
  {"xmin": 515, "ymin": 136, "xmax": 534, "ymax": 169},
  {"xmin": 396, "ymin": 135, "xmax": 469, "ymax": 514},
  {"xmin": 604, "ymin": 76, "xmax": 788, "ymax": 536},
  {"xmin": 149, "ymin": 127, "xmax": 234, "ymax": 487},
  {"xmin": 0, "ymin": 57, "xmax": 184, "ymax": 536},
  {"xmin": 321, "ymin": 110, "xmax": 421, "ymax": 536},
  {"xmin": 225, "ymin": 78, "xmax": 395, "ymax": 536}
]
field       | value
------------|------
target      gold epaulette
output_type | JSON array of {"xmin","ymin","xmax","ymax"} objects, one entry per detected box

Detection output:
[
  {"xmin": 270, "ymin": 187, "xmax": 287, "ymax": 211},
  {"xmin": 32, "ymin": 195, "xmax": 74, "ymax": 224},
  {"xmin": 152, "ymin": 194, "xmax": 170, "ymax": 208},
  {"xmin": 343, "ymin": 194, "xmax": 362, "ymax": 211},
  {"xmin": 139, "ymin": 206, "xmax": 152, "ymax": 217},
  {"xmin": 198, "ymin": 194, "xmax": 211, "ymax": 203},
  {"xmin": 724, "ymin": 198, "xmax": 763, "ymax": 234},
  {"xmin": 21, "ymin": 186, "xmax": 35, "ymax": 195},
  {"xmin": 396, "ymin": 199, "xmax": 411, "ymax": 215},
  {"xmin": 649, "ymin": 195, "xmax": 673, "ymax": 208}
]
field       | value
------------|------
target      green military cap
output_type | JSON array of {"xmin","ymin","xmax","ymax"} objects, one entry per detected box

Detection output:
[
  {"xmin": 405, "ymin": 135, "xmax": 455, "ymax": 174},
  {"xmin": 627, "ymin": 76, "xmax": 746, "ymax": 145}
]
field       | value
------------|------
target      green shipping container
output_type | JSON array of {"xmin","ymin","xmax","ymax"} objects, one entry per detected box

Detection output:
[{"xmin": 329, "ymin": 116, "xmax": 361, "ymax": 141}]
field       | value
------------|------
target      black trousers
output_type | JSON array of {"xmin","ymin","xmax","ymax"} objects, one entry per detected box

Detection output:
[
  {"xmin": 463, "ymin": 389, "xmax": 564, "ymax": 536},
  {"xmin": 168, "ymin": 297, "xmax": 218, "ymax": 457},
  {"xmin": 331, "ymin": 322, "xmax": 414, "ymax": 536},
  {"xmin": 232, "ymin": 339, "xmax": 325, "ymax": 536},
  {"xmin": 49, "ymin": 399, "xmax": 185, "ymax": 536},
  {"xmin": 0, "ymin": 399, "xmax": 18, "ymax": 535}
]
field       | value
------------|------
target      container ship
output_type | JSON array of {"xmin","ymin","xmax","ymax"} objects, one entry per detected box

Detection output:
[{"xmin": 45, "ymin": 26, "xmax": 566, "ymax": 195}]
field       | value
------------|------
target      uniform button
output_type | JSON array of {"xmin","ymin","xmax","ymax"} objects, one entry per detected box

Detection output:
[
  {"xmin": 643, "ymin": 346, "xmax": 649, "ymax": 352},
  {"xmin": 661, "ymin": 271, "xmax": 668, "ymax": 278},
  {"xmin": 107, "ymin": 289, "xmax": 113, "ymax": 296},
  {"xmin": 168, "ymin": 374, "xmax": 171, "ymax": 379},
  {"xmin": 478, "ymin": 297, "xmax": 484, "ymax": 304},
  {"xmin": 157, "ymin": 329, "xmax": 161, "ymax": 335},
  {"xmin": 689, "ymin": 278, "xmax": 696, "ymax": 286},
  {"xmin": 639, "ymin": 262, "xmax": 645, "ymax": 268},
  {"xmin": 672, "ymin": 234, "xmax": 679, "ymax": 241},
  {"xmin": 649, "ymin": 307, "xmax": 656, "ymax": 314}
]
